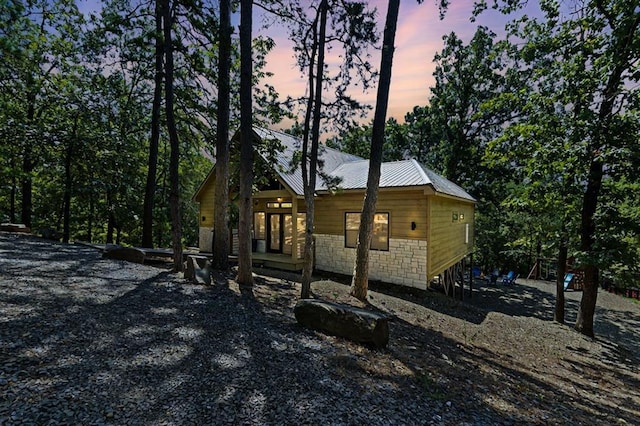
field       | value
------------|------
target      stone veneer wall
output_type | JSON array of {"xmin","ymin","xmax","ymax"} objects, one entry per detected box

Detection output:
[
  {"xmin": 314, "ymin": 234, "xmax": 428, "ymax": 289},
  {"xmin": 198, "ymin": 227, "xmax": 213, "ymax": 252}
]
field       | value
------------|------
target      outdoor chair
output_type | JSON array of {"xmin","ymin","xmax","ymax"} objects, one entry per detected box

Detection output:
[
  {"xmin": 500, "ymin": 271, "xmax": 518, "ymax": 285},
  {"xmin": 563, "ymin": 273, "xmax": 574, "ymax": 290}
]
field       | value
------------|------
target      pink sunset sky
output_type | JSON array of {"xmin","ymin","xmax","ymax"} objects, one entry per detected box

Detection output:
[
  {"xmin": 76, "ymin": 0, "xmax": 547, "ymax": 126},
  {"xmin": 256, "ymin": 1, "xmax": 544, "ymax": 126}
]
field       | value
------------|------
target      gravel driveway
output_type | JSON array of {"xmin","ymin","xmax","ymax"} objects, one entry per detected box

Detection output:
[
  {"xmin": 2, "ymin": 232, "xmax": 639, "ymax": 425},
  {"xmin": 0, "ymin": 233, "xmax": 443, "ymax": 425}
]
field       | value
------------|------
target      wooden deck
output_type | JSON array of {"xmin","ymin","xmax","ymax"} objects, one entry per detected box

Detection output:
[{"xmin": 76, "ymin": 241, "xmax": 303, "ymax": 271}]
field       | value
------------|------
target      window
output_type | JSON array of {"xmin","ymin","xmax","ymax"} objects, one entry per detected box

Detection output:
[
  {"xmin": 254, "ymin": 212, "xmax": 265, "ymax": 239},
  {"xmin": 345, "ymin": 212, "xmax": 389, "ymax": 251}
]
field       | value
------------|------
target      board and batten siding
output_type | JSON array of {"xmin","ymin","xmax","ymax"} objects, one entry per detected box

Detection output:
[
  {"xmin": 196, "ymin": 175, "xmax": 216, "ymax": 228},
  {"xmin": 427, "ymin": 195, "xmax": 475, "ymax": 278},
  {"xmin": 314, "ymin": 188, "xmax": 428, "ymax": 240}
]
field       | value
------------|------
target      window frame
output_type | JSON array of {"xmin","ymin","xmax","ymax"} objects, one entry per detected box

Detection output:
[{"xmin": 344, "ymin": 211, "xmax": 389, "ymax": 251}]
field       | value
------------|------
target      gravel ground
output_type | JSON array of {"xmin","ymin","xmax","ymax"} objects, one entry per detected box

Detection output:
[{"xmin": 1, "ymin": 232, "xmax": 639, "ymax": 425}]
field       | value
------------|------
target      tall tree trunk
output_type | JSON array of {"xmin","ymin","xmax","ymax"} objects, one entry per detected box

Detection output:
[
  {"xmin": 301, "ymin": 0, "xmax": 328, "ymax": 299},
  {"xmin": 162, "ymin": 0, "xmax": 183, "ymax": 272},
  {"xmin": 554, "ymin": 230, "xmax": 567, "ymax": 324},
  {"xmin": 236, "ymin": 0, "xmax": 253, "ymax": 286},
  {"xmin": 350, "ymin": 0, "xmax": 400, "ymax": 300},
  {"xmin": 10, "ymin": 175, "xmax": 16, "ymax": 223},
  {"xmin": 62, "ymin": 115, "xmax": 79, "ymax": 244},
  {"xmin": 141, "ymin": 0, "xmax": 164, "ymax": 249},
  {"xmin": 21, "ymin": 90, "xmax": 36, "ymax": 229},
  {"xmin": 88, "ymin": 175, "xmax": 94, "ymax": 243},
  {"xmin": 212, "ymin": 0, "xmax": 232, "ymax": 270},
  {"xmin": 62, "ymin": 148, "xmax": 72, "ymax": 243},
  {"xmin": 106, "ymin": 190, "xmax": 115, "ymax": 244},
  {"xmin": 574, "ymin": 3, "xmax": 639, "ymax": 337},
  {"xmin": 575, "ymin": 158, "xmax": 603, "ymax": 336}
]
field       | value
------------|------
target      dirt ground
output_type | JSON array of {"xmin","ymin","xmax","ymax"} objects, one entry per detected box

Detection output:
[
  {"xmin": 2, "ymin": 232, "xmax": 639, "ymax": 424},
  {"xmin": 256, "ymin": 268, "xmax": 640, "ymax": 425}
]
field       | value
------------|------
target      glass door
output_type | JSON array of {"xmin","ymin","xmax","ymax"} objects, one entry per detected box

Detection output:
[{"xmin": 268, "ymin": 214, "xmax": 281, "ymax": 253}]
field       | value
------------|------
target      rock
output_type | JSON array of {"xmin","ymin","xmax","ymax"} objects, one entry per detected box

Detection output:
[
  {"xmin": 294, "ymin": 299, "xmax": 390, "ymax": 348},
  {"xmin": 102, "ymin": 246, "xmax": 146, "ymax": 264},
  {"xmin": 0, "ymin": 223, "xmax": 31, "ymax": 233},
  {"xmin": 185, "ymin": 255, "xmax": 212, "ymax": 285}
]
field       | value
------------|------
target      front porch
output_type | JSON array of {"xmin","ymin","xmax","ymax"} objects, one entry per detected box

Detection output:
[{"xmin": 223, "ymin": 251, "xmax": 304, "ymax": 272}]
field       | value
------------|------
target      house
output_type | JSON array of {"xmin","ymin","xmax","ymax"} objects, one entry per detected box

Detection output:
[{"xmin": 193, "ymin": 127, "xmax": 476, "ymax": 290}]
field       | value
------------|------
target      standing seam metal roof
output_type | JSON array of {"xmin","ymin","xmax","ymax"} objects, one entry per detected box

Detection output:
[{"xmin": 252, "ymin": 127, "xmax": 475, "ymax": 202}]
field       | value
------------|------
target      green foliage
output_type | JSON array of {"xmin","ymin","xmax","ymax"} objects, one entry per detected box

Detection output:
[{"xmin": 0, "ymin": 0, "xmax": 286, "ymax": 249}]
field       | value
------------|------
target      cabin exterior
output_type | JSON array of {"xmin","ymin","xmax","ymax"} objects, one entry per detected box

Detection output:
[{"xmin": 193, "ymin": 127, "xmax": 476, "ymax": 290}]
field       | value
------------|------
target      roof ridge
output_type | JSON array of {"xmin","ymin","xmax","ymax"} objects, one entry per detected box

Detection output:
[{"xmin": 410, "ymin": 158, "xmax": 431, "ymax": 185}]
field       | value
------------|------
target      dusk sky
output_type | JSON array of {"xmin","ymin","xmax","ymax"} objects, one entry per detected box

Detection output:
[
  {"xmin": 256, "ymin": 1, "xmax": 545, "ymax": 126},
  {"xmin": 76, "ymin": 0, "xmax": 546, "ymax": 126}
]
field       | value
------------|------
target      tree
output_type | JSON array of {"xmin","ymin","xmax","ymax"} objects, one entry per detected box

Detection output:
[
  {"xmin": 574, "ymin": 2, "xmax": 639, "ymax": 337},
  {"xmin": 264, "ymin": 0, "xmax": 378, "ymax": 298},
  {"xmin": 236, "ymin": 0, "xmax": 254, "ymax": 286},
  {"xmin": 350, "ymin": 0, "xmax": 400, "ymax": 300},
  {"xmin": 161, "ymin": 0, "xmax": 183, "ymax": 272},
  {"xmin": 487, "ymin": 0, "xmax": 640, "ymax": 336},
  {"xmin": 300, "ymin": 0, "xmax": 328, "ymax": 298},
  {"xmin": 141, "ymin": 0, "xmax": 164, "ymax": 248},
  {"xmin": 212, "ymin": 0, "xmax": 232, "ymax": 270},
  {"xmin": 0, "ymin": 0, "xmax": 85, "ymax": 229}
]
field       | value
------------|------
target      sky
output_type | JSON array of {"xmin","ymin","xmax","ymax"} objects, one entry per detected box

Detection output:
[
  {"xmin": 255, "ymin": 1, "xmax": 544, "ymax": 127},
  {"xmin": 76, "ymin": 0, "xmax": 544, "ymax": 127}
]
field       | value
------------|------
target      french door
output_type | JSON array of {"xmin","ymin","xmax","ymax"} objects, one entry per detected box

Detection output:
[{"xmin": 267, "ymin": 213, "xmax": 305, "ymax": 257}]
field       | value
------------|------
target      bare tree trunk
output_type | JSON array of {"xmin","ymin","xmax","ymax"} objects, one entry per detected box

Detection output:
[
  {"xmin": 21, "ymin": 91, "xmax": 35, "ymax": 229},
  {"xmin": 141, "ymin": 0, "xmax": 164, "ymax": 249},
  {"xmin": 106, "ymin": 190, "xmax": 115, "ymax": 244},
  {"xmin": 350, "ymin": 0, "xmax": 400, "ymax": 300},
  {"xmin": 301, "ymin": 0, "xmax": 328, "ymax": 299},
  {"xmin": 62, "ymin": 115, "xmax": 79, "ymax": 244},
  {"xmin": 20, "ymin": 152, "xmax": 34, "ymax": 227},
  {"xmin": 88, "ymin": 174, "xmax": 94, "ymax": 242},
  {"xmin": 575, "ymin": 159, "xmax": 602, "ymax": 337},
  {"xmin": 162, "ymin": 0, "xmax": 183, "ymax": 272},
  {"xmin": 10, "ymin": 175, "xmax": 16, "ymax": 223},
  {"xmin": 212, "ymin": 0, "xmax": 232, "ymax": 270},
  {"xmin": 236, "ymin": 0, "xmax": 253, "ymax": 286}
]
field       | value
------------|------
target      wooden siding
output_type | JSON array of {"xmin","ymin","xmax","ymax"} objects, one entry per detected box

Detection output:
[
  {"xmin": 427, "ymin": 195, "xmax": 475, "ymax": 277},
  {"xmin": 315, "ymin": 189, "xmax": 428, "ymax": 240},
  {"xmin": 198, "ymin": 175, "xmax": 216, "ymax": 228}
]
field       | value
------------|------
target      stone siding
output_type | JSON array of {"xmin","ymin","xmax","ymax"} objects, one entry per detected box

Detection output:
[
  {"xmin": 314, "ymin": 234, "xmax": 427, "ymax": 289},
  {"xmin": 198, "ymin": 227, "xmax": 213, "ymax": 252}
]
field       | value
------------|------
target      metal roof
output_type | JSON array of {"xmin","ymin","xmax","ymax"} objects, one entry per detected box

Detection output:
[{"xmin": 252, "ymin": 127, "xmax": 475, "ymax": 202}]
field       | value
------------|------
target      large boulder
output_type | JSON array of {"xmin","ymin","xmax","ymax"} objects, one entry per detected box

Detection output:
[
  {"xmin": 102, "ymin": 246, "xmax": 146, "ymax": 264},
  {"xmin": 184, "ymin": 255, "xmax": 212, "ymax": 285},
  {"xmin": 294, "ymin": 299, "xmax": 390, "ymax": 348}
]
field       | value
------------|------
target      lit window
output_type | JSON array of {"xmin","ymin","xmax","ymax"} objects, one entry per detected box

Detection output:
[
  {"xmin": 254, "ymin": 212, "xmax": 265, "ymax": 239},
  {"xmin": 344, "ymin": 212, "xmax": 389, "ymax": 251}
]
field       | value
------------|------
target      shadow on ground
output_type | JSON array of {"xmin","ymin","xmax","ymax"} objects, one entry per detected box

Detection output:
[{"xmin": 2, "ymin": 233, "xmax": 639, "ymax": 424}]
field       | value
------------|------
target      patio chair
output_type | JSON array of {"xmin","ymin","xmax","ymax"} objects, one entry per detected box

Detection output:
[
  {"xmin": 500, "ymin": 271, "xmax": 518, "ymax": 285},
  {"xmin": 563, "ymin": 273, "xmax": 574, "ymax": 290}
]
